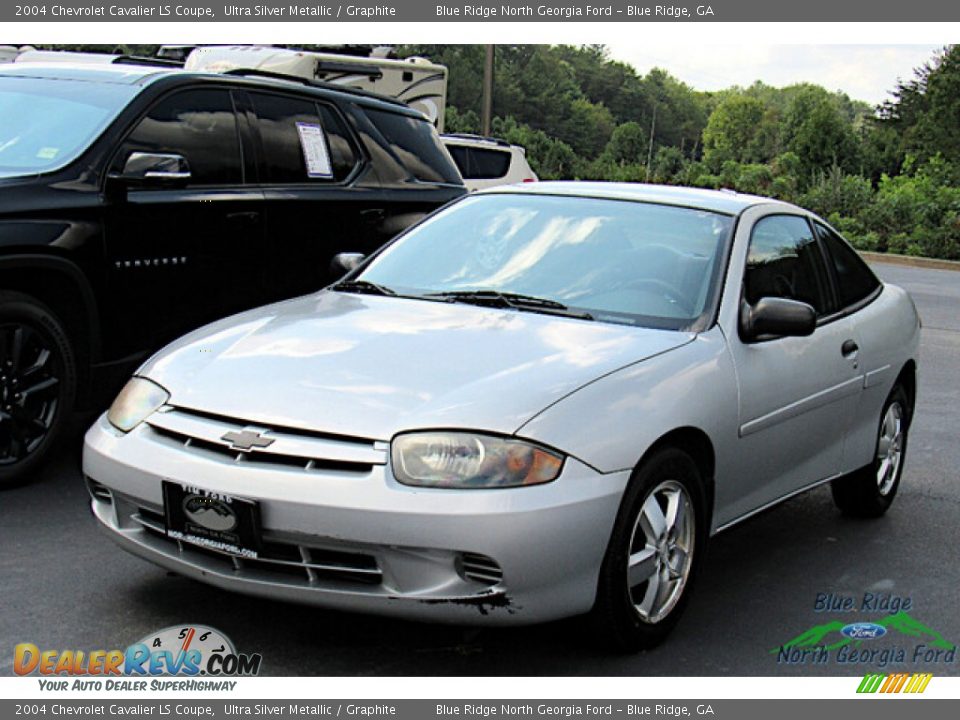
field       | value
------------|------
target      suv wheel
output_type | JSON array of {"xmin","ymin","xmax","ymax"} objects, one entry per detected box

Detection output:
[
  {"xmin": 590, "ymin": 447, "xmax": 707, "ymax": 652},
  {"xmin": 0, "ymin": 292, "xmax": 76, "ymax": 488}
]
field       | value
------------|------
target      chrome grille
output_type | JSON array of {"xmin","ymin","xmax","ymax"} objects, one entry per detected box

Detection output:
[
  {"xmin": 145, "ymin": 406, "xmax": 385, "ymax": 474},
  {"xmin": 133, "ymin": 507, "xmax": 382, "ymax": 586},
  {"xmin": 458, "ymin": 552, "xmax": 503, "ymax": 586}
]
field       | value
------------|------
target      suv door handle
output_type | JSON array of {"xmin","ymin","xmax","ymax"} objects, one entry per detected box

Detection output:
[
  {"xmin": 360, "ymin": 208, "xmax": 386, "ymax": 224},
  {"xmin": 226, "ymin": 211, "xmax": 261, "ymax": 225},
  {"xmin": 841, "ymin": 339, "xmax": 859, "ymax": 357}
]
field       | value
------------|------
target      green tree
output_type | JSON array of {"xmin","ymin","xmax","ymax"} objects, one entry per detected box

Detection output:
[
  {"xmin": 782, "ymin": 86, "xmax": 859, "ymax": 180},
  {"xmin": 702, "ymin": 95, "xmax": 766, "ymax": 170}
]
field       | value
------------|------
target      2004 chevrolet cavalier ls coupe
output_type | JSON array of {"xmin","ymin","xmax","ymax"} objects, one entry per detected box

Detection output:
[{"xmin": 84, "ymin": 183, "xmax": 920, "ymax": 649}]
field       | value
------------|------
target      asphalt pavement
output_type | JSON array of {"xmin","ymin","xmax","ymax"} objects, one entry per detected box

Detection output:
[{"xmin": 1, "ymin": 262, "xmax": 957, "ymax": 676}]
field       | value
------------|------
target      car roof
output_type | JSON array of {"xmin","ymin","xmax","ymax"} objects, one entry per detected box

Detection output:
[
  {"xmin": 483, "ymin": 181, "xmax": 796, "ymax": 215},
  {"xmin": 0, "ymin": 62, "xmax": 423, "ymax": 116},
  {"xmin": 441, "ymin": 134, "xmax": 517, "ymax": 150}
]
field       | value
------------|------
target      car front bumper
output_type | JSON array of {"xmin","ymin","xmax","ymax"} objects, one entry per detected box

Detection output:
[{"xmin": 83, "ymin": 413, "xmax": 630, "ymax": 625}]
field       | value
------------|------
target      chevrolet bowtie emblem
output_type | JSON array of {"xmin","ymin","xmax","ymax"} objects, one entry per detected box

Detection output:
[{"xmin": 221, "ymin": 429, "xmax": 275, "ymax": 451}]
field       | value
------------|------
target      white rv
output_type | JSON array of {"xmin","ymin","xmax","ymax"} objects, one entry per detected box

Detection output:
[
  {"xmin": 185, "ymin": 46, "xmax": 448, "ymax": 131},
  {"xmin": 13, "ymin": 49, "xmax": 119, "ymax": 64}
]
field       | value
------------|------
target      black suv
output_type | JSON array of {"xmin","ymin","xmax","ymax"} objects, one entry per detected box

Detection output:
[{"xmin": 0, "ymin": 61, "xmax": 465, "ymax": 485}]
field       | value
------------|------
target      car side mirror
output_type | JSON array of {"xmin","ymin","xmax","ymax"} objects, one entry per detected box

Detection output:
[
  {"xmin": 329, "ymin": 252, "xmax": 365, "ymax": 278},
  {"xmin": 117, "ymin": 152, "xmax": 192, "ymax": 185},
  {"xmin": 740, "ymin": 297, "xmax": 817, "ymax": 341}
]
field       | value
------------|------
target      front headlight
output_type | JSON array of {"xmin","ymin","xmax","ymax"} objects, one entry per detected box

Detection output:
[
  {"xmin": 107, "ymin": 377, "xmax": 170, "ymax": 432},
  {"xmin": 392, "ymin": 432, "xmax": 564, "ymax": 489}
]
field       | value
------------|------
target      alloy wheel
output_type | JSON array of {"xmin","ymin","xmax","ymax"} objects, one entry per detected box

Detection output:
[
  {"xmin": 0, "ymin": 322, "xmax": 62, "ymax": 466},
  {"xmin": 626, "ymin": 479, "xmax": 696, "ymax": 624},
  {"xmin": 876, "ymin": 402, "xmax": 904, "ymax": 496}
]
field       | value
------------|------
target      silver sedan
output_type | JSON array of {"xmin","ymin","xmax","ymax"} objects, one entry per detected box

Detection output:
[{"xmin": 84, "ymin": 183, "xmax": 920, "ymax": 650}]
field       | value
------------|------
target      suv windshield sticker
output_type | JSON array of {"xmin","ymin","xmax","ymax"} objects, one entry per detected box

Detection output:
[{"xmin": 296, "ymin": 121, "xmax": 333, "ymax": 179}]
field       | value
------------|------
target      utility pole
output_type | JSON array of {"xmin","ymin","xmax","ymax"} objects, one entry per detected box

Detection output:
[
  {"xmin": 645, "ymin": 104, "xmax": 657, "ymax": 182},
  {"xmin": 481, "ymin": 44, "xmax": 494, "ymax": 137}
]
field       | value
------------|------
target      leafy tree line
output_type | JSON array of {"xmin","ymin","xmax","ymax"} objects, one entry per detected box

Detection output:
[{"xmin": 404, "ymin": 44, "xmax": 960, "ymax": 260}]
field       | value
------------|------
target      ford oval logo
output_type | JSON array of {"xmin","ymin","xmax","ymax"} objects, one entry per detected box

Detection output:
[
  {"xmin": 183, "ymin": 495, "xmax": 237, "ymax": 532},
  {"xmin": 841, "ymin": 622, "xmax": 888, "ymax": 640}
]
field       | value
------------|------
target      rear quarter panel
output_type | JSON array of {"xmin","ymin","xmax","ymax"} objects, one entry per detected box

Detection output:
[{"xmin": 842, "ymin": 284, "xmax": 921, "ymax": 473}]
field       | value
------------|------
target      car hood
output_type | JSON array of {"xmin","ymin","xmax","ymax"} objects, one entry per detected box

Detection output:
[{"xmin": 140, "ymin": 291, "xmax": 694, "ymax": 440}]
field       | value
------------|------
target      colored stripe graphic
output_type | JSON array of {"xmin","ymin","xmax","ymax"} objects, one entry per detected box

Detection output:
[{"xmin": 857, "ymin": 672, "xmax": 933, "ymax": 694}]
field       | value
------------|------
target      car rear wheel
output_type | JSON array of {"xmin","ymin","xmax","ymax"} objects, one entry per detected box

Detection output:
[
  {"xmin": 831, "ymin": 383, "xmax": 910, "ymax": 518},
  {"xmin": 0, "ymin": 292, "xmax": 76, "ymax": 488},
  {"xmin": 590, "ymin": 446, "xmax": 707, "ymax": 652}
]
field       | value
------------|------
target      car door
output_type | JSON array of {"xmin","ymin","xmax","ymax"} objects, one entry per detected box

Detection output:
[
  {"xmin": 246, "ymin": 90, "xmax": 378, "ymax": 299},
  {"xmin": 103, "ymin": 86, "xmax": 266, "ymax": 352},
  {"xmin": 722, "ymin": 212, "xmax": 864, "ymax": 521},
  {"xmin": 812, "ymin": 220, "xmax": 891, "ymax": 474}
]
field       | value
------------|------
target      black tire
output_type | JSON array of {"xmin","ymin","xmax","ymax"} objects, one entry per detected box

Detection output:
[
  {"xmin": 831, "ymin": 383, "xmax": 910, "ymax": 518},
  {"xmin": 590, "ymin": 446, "xmax": 708, "ymax": 652},
  {"xmin": 0, "ymin": 291, "xmax": 77, "ymax": 488}
]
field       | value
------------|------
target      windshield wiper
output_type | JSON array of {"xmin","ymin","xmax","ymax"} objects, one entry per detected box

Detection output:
[
  {"xmin": 331, "ymin": 279, "xmax": 396, "ymax": 297},
  {"xmin": 427, "ymin": 290, "xmax": 594, "ymax": 320}
]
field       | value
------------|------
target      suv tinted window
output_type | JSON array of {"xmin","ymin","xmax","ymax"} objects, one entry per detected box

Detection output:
[
  {"xmin": 448, "ymin": 145, "xmax": 512, "ymax": 180},
  {"xmin": 744, "ymin": 215, "xmax": 830, "ymax": 315},
  {"xmin": 116, "ymin": 88, "xmax": 241, "ymax": 186},
  {"xmin": 250, "ymin": 92, "xmax": 357, "ymax": 183},
  {"xmin": 814, "ymin": 222, "xmax": 881, "ymax": 309},
  {"xmin": 365, "ymin": 108, "xmax": 460, "ymax": 184}
]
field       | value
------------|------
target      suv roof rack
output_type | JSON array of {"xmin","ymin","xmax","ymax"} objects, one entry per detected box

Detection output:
[
  {"xmin": 112, "ymin": 55, "xmax": 183, "ymax": 68},
  {"xmin": 220, "ymin": 67, "xmax": 408, "ymax": 108},
  {"xmin": 441, "ymin": 133, "xmax": 512, "ymax": 148}
]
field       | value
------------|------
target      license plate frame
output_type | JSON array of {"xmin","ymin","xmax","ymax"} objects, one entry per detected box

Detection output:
[{"xmin": 162, "ymin": 481, "xmax": 262, "ymax": 559}]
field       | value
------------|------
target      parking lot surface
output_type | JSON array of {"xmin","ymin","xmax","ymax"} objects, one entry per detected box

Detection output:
[{"xmin": 1, "ymin": 262, "xmax": 957, "ymax": 676}]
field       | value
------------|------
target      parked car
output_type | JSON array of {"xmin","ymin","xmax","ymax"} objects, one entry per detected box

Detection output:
[
  {"xmin": 83, "ymin": 183, "xmax": 919, "ymax": 650},
  {"xmin": 441, "ymin": 134, "xmax": 538, "ymax": 191},
  {"xmin": 0, "ymin": 61, "xmax": 464, "ymax": 486},
  {"xmin": 0, "ymin": 46, "xmax": 22, "ymax": 64}
]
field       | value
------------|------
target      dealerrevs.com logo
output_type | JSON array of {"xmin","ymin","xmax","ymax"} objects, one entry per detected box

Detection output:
[{"xmin": 14, "ymin": 624, "xmax": 262, "ymax": 688}]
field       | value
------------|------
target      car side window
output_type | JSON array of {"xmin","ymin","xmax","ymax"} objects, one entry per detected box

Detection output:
[
  {"xmin": 744, "ymin": 215, "xmax": 830, "ymax": 315},
  {"xmin": 814, "ymin": 222, "xmax": 881, "ymax": 309},
  {"xmin": 250, "ymin": 92, "xmax": 358, "ymax": 184},
  {"xmin": 116, "ymin": 88, "xmax": 242, "ymax": 186},
  {"xmin": 364, "ymin": 108, "xmax": 462, "ymax": 184}
]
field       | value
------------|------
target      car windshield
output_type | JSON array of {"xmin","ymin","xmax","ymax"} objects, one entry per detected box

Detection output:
[
  {"xmin": 0, "ymin": 76, "xmax": 138, "ymax": 178},
  {"xmin": 356, "ymin": 193, "xmax": 734, "ymax": 330}
]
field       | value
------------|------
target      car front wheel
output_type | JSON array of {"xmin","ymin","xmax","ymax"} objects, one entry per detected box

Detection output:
[
  {"xmin": 591, "ymin": 446, "xmax": 707, "ymax": 652},
  {"xmin": 0, "ymin": 292, "xmax": 76, "ymax": 488}
]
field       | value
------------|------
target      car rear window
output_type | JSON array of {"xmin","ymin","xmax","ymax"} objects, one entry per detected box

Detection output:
[
  {"xmin": 448, "ymin": 145, "xmax": 512, "ymax": 180},
  {"xmin": 364, "ymin": 108, "xmax": 461, "ymax": 185}
]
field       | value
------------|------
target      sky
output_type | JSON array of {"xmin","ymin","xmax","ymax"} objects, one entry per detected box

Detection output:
[{"xmin": 606, "ymin": 44, "xmax": 943, "ymax": 105}]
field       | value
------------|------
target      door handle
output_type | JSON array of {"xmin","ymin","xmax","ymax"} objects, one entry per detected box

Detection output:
[
  {"xmin": 226, "ymin": 211, "xmax": 261, "ymax": 224},
  {"xmin": 841, "ymin": 339, "xmax": 859, "ymax": 357},
  {"xmin": 360, "ymin": 208, "xmax": 386, "ymax": 224}
]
